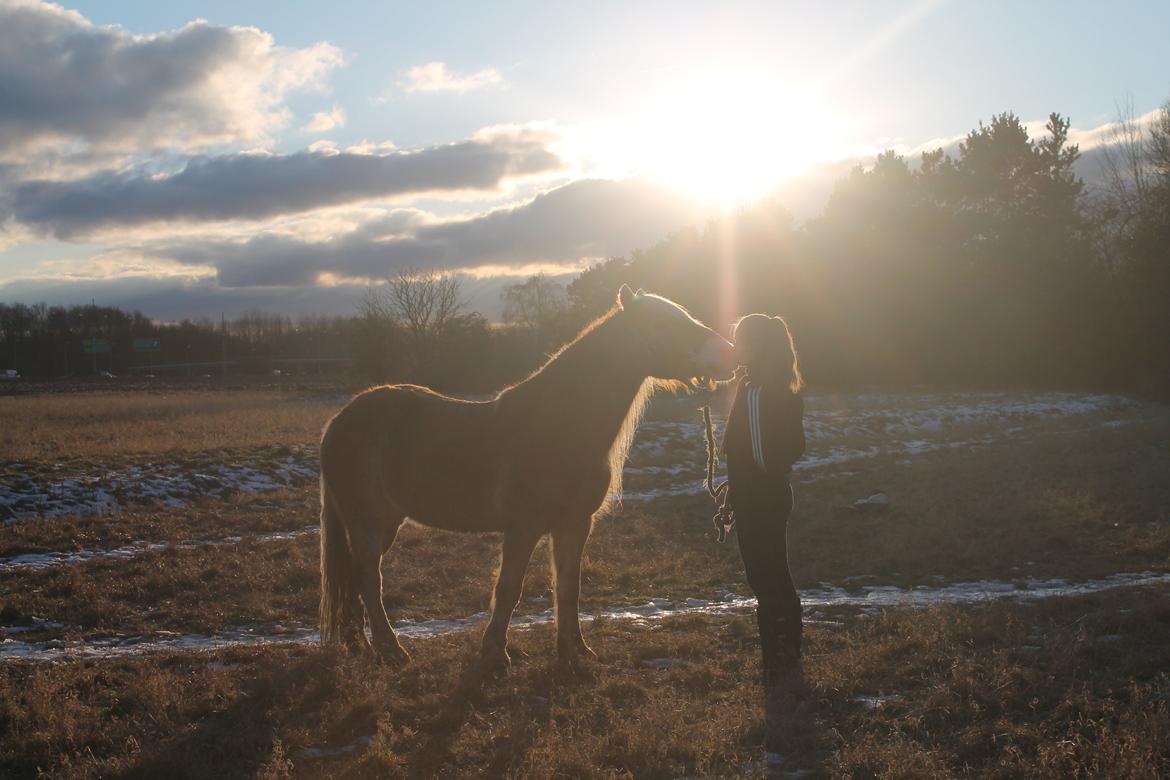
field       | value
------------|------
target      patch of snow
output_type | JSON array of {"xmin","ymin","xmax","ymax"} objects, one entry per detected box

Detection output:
[
  {"xmin": 6, "ymin": 570, "xmax": 1168, "ymax": 663},
  {"xmin": 852, "ymin": 492, "xmax": 890, "ymax": 511},
  {"xmin": 0, "ymin": 624, "xmax": 321, "ymax": 661},
  {"xmin": 0, "ymin": 617, "xmax": 68, "ymax": 634},
  {"xmin": 3, "ymin": 393, "xmax": 1144, "ymax": 522},
  {"xmin": 0, "ymin": 526, "xmax": 318, "ymax": 573},
  {"xmin": 854, "ymin": 694, "xmax": 903, "ymax": 710},
  {"xmin": 2, "ymin": 447, "xmax": 318, "ymax": 522},
  {"xmin": 624, "ymin": 392, "xmax": 1143, "ymax": 503},
  {"xmin": 302, "ymin": 735, "xmax": 374, "ymax": 760}
]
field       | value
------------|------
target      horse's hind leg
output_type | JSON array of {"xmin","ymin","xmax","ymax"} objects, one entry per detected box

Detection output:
[
  {"xmin": 551, "ymin": 518, "xmax": 596, "ymax": 663},
  {"xmin": 339, "ymin": 589, "xmax": 368, "ymax": 650},
  {"xmin": 353, "ymin": 519, "xmax": 409, "ymax": 665},
  {"xmin": 481, "ymin": 526, "xmax": 542, "ymax": 668},
  {"xmin": 334, "ymin": 529, "xmax": 396, "ymax": 649}
]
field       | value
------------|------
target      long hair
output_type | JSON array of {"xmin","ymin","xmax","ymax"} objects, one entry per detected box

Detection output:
[{"xmin": 732, "ymin": 313, "xmax": 804, "ymax": 393}]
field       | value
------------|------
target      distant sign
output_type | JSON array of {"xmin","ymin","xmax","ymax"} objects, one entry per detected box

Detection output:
[
  {"xmin": 133, "ymin": 338, "xmax": 161, "ymax": 353},
  {"xmin": 83, "ymin": 338, "xmax": 110, "ymax": 354}
]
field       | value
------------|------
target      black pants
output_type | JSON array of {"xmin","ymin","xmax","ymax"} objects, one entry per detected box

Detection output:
[{"xmin": 734, "ymin": 483, "xmax": 801, "ymax": 685}]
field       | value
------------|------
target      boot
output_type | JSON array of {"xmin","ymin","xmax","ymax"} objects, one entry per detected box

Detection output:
[
  {"xmin": 762, "ymin": 659, "xmax": 808, "ymax": 757},
  {"xmin": 763, "ymin": 683, "xmax": 787, "ymax": 757},
  {"xmin": 769, "ymin": 659, "xmax": 810, "ymax": 701}
]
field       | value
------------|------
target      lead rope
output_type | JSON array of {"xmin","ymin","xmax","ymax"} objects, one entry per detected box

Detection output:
[{"xmin": 702, "ymin": 405, "xmax": 735, "ymax": 542}]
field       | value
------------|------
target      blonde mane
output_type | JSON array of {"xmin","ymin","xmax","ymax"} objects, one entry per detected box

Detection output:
[{"xmin": 601, "ymin": 376, "xmax": 691, "ymax": 514}]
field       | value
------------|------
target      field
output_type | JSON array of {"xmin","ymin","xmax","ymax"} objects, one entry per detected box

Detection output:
[{"xmin": 2, "ymin": 384, "xmax": 1169, "ymax": 778}]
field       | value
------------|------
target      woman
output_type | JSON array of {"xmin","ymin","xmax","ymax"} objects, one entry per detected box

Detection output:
[{"xmin": 721, "ymin": 313, "xmax": 807, "ymax": 749}]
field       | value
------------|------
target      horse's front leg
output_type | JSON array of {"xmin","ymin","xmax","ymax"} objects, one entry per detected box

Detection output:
[
  {"xmin": 551, "ymin": 517, "xmax": 596, "ymax": 663},
  {"xmin": 481, "ymin": 525, "xmax": 542, "ymax": 668}
]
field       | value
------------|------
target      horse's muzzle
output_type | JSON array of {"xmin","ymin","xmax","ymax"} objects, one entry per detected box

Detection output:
[{"xmin": 697, "ymin": 334, "xmax": 737, "ymax": 380}]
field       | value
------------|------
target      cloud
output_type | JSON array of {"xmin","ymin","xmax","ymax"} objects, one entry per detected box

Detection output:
[
  {"xmin": 12, "ymin": 128, "xmax": 565, "ymax": 239},
  {"xmin": 401, "ymin": 62, "xmax": 503, "ymax": 94},
  {"xmin": 151, "ymin": 178, "xmax": 706, "ymax": 287},
  {"xmin": 303, "ymin": 106, "xmax": 347, "ymax": 133},
  {"xmin": 21, "ymin": 248, "xmax": 214, "ymax": 283},
  {"xmin": 0, "ymin": 0, "xmax": 343, "ymax": 168}
]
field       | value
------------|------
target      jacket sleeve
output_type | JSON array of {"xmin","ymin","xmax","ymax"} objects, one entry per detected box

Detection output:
[
  {"xmin": 719, "ymin": 377, "xmax": 747, "ymax": 458},
  {"xmin": 762, "ymin": 392, "xmax": 805, "ymax": 471}
]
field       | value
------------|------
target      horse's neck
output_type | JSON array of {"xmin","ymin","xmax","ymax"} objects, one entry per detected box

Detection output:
[{"xmin": 507, "ymin": 314, "xmax": 647, "ymax": 455}]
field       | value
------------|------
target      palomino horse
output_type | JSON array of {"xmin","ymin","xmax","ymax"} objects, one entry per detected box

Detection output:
[{"xmin": 319, "ymin": 284, "xmax": 735, "ymax": 666}]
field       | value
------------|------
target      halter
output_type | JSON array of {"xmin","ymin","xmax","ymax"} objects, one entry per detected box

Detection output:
[{"xmin": 701, "ymin": 405, "xmax": 735, "ymax": 542}]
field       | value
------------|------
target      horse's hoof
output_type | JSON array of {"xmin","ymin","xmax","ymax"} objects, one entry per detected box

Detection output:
[
  {"xmin": 557, "ymin": 637, "xmax": 598, "ymax": 665},
  {"xmin": 341, "ymin": 632, "xmax": 372, "ymax": 654},
  {"xmin": 374, "ymin": 641, "xmax": 411, "ymax": 667},
  {"xmin": 479, "ymin": 644, "xmax": 512, "ymax": 674}
]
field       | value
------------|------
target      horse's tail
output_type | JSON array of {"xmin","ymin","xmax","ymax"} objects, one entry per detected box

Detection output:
[{"xmin": 319, "ymin": 472, "xmax": 353, "ymax": 645}]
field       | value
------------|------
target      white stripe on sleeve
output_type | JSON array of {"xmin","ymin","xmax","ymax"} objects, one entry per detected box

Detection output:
[{"xmin": 748, "ymin": 385, "xmax": 767, "ymax": 472}]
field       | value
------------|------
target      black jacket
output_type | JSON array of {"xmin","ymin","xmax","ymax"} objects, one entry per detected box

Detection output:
[{"xmin": 723, "ymin": 376, "xmax": 805, "ymax": 511}]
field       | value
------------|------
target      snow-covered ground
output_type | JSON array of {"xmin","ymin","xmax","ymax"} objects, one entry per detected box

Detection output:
[
  {"xmin": 4, "ymin": 569, "xmax": 1166, "ymax": 662},
  {"xmin": 0, "ymin": 390, "xmax": 1162, "ymax": 664},
  {"xmin": 622, "ymin": 391, "xmax": 1143, "ymax": 502},
  {"xmin": 0, "ymin": 391, "xmax": 1146, "ymax": 520},
  {"xmin": 0, "ymin": 526, "xmax": 316, "ymax": 574},
  {"xmin": 1, "ymin": 446, "xmax": 317, "ymax": 522}
]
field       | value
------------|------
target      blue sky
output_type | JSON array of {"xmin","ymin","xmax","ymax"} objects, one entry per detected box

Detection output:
[{"xmin": 1, "ymin": 0, "xmax": 1168, "ymax": 319}]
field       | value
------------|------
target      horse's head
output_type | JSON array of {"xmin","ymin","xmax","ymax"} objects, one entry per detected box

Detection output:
[{"xmin": 616, "ymin": 284, "xmax": 736, "ymax": 385}]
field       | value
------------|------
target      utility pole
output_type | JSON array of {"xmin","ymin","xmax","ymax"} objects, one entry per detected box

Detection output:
[
  {"xmin": 221, "ymin": 312, "xmax": 228, "ymax": 379},
  {"xmin": 90, "ymin": 298, "xmax": 97, "ymax": 374}
]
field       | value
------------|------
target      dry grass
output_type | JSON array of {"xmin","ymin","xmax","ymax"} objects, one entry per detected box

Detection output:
[
  {"xmin": 3, "ymin": 389, "xmax": 1169, "ymax": 777},
  {"xmin": 0, "ymin": 391, "xmax": 339, "ymax": 462},
  {"xmin": 2, "ymin": 586, "xmax": 1169, "ymax": 779},
  {"xmin": 2, "ymin": 411, "xmax": 1168, "ymax": 644},
  {"xmin": 0, "ymin": 488, "xmax": 315, "ymax": 560}
]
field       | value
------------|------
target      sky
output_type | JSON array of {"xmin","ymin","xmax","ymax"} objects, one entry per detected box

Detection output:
[{"xmin": 1, "ymin": 0, "xmax": 1168, "ymax": 321}]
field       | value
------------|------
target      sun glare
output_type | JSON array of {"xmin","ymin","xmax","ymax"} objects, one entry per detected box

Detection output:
[{"xmin": 604, "ymin": 67, "xmax": 842, "ymax": 207}]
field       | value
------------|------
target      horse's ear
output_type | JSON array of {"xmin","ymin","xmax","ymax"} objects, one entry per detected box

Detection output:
[{"xmin": 617, "ymin": 284, "xmax": 636, "ymax": 308}]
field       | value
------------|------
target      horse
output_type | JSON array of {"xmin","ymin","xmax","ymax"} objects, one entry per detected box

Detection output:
[{"xmin": 318, "ymin": 284, "xmax": 736, "ymax": 667}]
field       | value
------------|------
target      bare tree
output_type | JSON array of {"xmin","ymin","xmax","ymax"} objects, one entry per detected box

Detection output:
[
  {"xmin": 1098, "ymin": 96, "xmax": 1153, "ymax": 220},
  {"xmin": 1150, "ymin": 99, "xmax": 1170, "ymax": 186},
  {"xmin": 501, "ymin": 274, "xmax": 568, "ymax": 347},
  {"xmin": 360, "ymin": 267, "xmax": 468, "ymax": 378},
  {"xmin": 388, "ymin": 267, "xmax": 465, "ymax": 345},
  {"xmin": 358, "ymin": 285, "xmax": 393, "ymax": 324},
  {"xmin": 230, "ymin": 309, "xmax": 290, "ymax": 345}
]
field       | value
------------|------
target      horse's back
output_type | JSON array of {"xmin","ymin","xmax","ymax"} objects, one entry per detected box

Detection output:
[{"xmin": 321, "ymin": 384, "xmax": 502, "ymax": 531}]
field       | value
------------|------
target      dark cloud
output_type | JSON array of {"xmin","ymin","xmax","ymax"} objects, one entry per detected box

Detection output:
[
  {"xmin": 156, "ymin": 178, "xmax": 707, "ymax": 287},
  {"xmin": 0, "ymin": 1, "xmax": 341, "ymax": 162},
  {"xmin": 415, "ymin": 178, "xmax": 701, "ymax": 261},
  {"xmin": 13, "ymin": 133, "xmax": 565, "ymax": 238}
]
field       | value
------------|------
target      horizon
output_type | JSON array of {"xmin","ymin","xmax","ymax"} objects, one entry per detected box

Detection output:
[{"xmin": 1, "ymin": 0, "xmax": 1169, "ymax": 321}]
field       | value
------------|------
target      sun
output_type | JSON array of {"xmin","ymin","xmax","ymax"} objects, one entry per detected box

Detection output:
[{"xmin": 603, "ymin": 67, "xmax": 843, "ymax": 207}]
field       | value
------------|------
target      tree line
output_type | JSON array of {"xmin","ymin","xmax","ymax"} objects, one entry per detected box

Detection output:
[
  {"xmin": 570, "ymin": 105, "xmax": 1170, "ymax": 394},
  {"xmin": 0, "ymin": 303, "xmax": 361, "ymax": 379},
  {"xmin": 2, "ymin": 103, "xmax": 1169, "ymax": 394}
]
